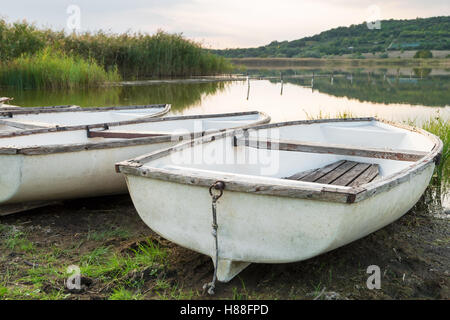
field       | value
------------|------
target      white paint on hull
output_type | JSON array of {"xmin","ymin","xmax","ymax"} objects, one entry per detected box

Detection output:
[
  {"xmin": 126, "ymin": 165, "xmax": 433, "ymax": 262},
  {"xmin": 0, "ymin": 142, "xmax": 173, "ymax": 204},
  {"xmin": 118, "ymin": 118, "xmax": 442, "ymax": 282},
  {"xmin": 0, "ymin": 112, "xmax": 269, "ymax": 209}
]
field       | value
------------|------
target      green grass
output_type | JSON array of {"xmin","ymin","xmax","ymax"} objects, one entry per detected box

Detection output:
[
  {"xmin": 108, "ymin": 288, "xmax": 142, "ymax": 300},
  {"xmin": 303, "ymin": 110, "xmax": 356, "ymax": 120},
  {"xmin": 3, "ymin": 228, "xmax": 34, "ymax": 253},
  {"xmin": 0, "ymin": 231, "xmax": 69, "ymax": 300},
  {"xmin": 231, "ymin": 277, "xmax": 250, "ymax": 300},
  {"xmin": 0, "ymin": 285, "xmax": 69, "ymax": 300},
  {"xmin": 155, "ymin": 281, "xmax": 195, "ymax": 300},
  {"xmin": 0, "ymin": 286, "xmax": 8, "ymax": 298},
  {"xmin": 0, "ymin": 234, "xmax": 170, "ymax": 300},
  {"xmin": 87, "ymin": 227, "xmax": 131, "ymax": 241},
  {"xmin": 421, "ymin": 116, "xmax": 449, "ymax": 190},
  {"xmin": 0, "ymin": 18, "xmax": 233, "ymax": 79},
  {"xmin": 80, "ymin": 239, "xmax": 167, "ymax": 289},
  {"xmin": 0, "ymin": 48, "xmax": 121, "ymax": 89},
  {"xmin": 80, "ymin": 246, "xmax": 112, "ymax": 266}
]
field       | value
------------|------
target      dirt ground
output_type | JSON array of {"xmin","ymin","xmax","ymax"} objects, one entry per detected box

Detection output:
[{"xmin": 0, "ymin": 187, "xmax": 448, "ymax": 300}]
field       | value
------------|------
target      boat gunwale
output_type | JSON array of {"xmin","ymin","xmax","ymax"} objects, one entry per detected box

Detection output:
[
  {"xmin": 115, "ymin": 117, "xmax": 443, "ymax": 204},
  {"xmin": 0, "ymin": 111, "xmax": 271, "ymax": 155},
  {"xmin": 0, "ymin": 103, "xmax": 170, "ymax": 116}
]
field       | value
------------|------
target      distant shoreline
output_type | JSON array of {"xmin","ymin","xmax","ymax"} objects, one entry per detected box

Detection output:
[{"xmin": 230, "ymin": 57, "xmax": 450, "ymax": 69}]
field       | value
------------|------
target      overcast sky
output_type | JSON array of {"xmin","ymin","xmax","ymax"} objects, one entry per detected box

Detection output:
[{"xmin": 1, "ymin": 0, "xmax": 449, "ymax": 49}]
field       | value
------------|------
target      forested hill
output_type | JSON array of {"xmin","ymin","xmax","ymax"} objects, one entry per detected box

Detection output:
[{"xmin": 212, "ymin": 16, "xmax": 450, "ymax": 58}]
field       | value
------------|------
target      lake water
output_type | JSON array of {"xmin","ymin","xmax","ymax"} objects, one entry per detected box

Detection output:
[{"xmin": 4, "ymin": 68, "xmax": 449, "ymax": 124}]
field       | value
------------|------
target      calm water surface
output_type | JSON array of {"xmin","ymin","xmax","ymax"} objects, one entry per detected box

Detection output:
[{"xmin": 4, "ymin": 68, "xmax": 449, "ymax": 124}]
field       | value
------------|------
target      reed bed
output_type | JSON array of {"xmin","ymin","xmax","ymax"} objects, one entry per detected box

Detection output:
[
  {"xmin": 421, "ymin": 117, "xmax": 449, "ymax": 189},
  {"xmin": 62, "ymin": 31, "xmax": 233, "ymax": 77},
  {"xmin": 0, "ymin": 19, "xmax": 232, "ymax": 80},
  {"xmin": 0, "ymin": 49, "xmax": 121, "ymax": 89}
]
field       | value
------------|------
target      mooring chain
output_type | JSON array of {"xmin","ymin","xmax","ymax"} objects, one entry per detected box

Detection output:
[{"xmin": 203, "ymin": 181, "xmax": 225, "ymax": 295}]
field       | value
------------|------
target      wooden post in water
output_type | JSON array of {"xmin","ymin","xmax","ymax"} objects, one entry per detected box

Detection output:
[
  {"xmin": 280, "ymin": 72, "xmax": 283, "ymax": 95},
  {"xmin": 246, "ymin": 76, "xmax": 250, "ymax": 100}
]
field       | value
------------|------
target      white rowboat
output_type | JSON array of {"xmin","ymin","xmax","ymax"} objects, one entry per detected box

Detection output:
[
  {"xmin": 0, "ymin": 111, "xmax": 270, "ymax": 215},
  {"xmin": 0, "ymin": 104, "xmax": 170, "ymax": 132},
  {"xmin": 116, "ymin": 118, "xmax": 442, "ymax": 284}
]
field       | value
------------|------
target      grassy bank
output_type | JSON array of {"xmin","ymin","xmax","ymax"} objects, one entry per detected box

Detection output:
[
  {"xmin": 0, "ymin": 188, "xmax": 448, "ymax": 300},
  {"xmin": 0, "ymin": 49, "xmax": 121, "ymax": 89},
  {"xmin": 0, "ymin": 19, "xmax": 233, "ymax": 80},
  {"xmin": 421, "ymin": 117, "xmax": 449, "ymax": 190}
]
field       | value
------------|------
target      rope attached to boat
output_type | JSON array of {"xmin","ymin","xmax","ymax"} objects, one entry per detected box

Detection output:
[{"xmin": 203, "ymin": 181, "xmax": 225, "ymax": 295}]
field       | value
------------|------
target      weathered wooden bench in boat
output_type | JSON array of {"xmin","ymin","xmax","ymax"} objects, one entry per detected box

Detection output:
[
  {"xmin": 116, "ymin": 117, "xmax": 442, "ymax": 292},
  {"xmin": 0, "ymin": 111, "xmax": 270, "ymax": 215},
  {"xmin": 0, "ymin": 104, "xmax": 171, "ymax": 133}
]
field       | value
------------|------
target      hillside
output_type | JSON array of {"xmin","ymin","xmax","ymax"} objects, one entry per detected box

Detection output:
[{"xmin": 212, "ymin": 16, "xmax": 450, "ymax": 58}]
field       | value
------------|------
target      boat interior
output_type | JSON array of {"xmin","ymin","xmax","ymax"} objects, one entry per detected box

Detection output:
[
  {"xmin": 0, "ymin": 106, "xmax": 168, "ymax": 127},
  {"xmin": 139, "ymin": 120, "xmax": 437, "ymax": 189},
  {"xmin": 0, "ymin": 113, "xmax": 266, "ymax": 149}
]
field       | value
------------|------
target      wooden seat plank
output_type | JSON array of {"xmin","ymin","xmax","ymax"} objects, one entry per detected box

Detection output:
[
  {"xmin": 234, "ymin": 136, "xmax": 427, "ymax": 162},
  {"xmin": 300, "ymin": 160, "xmax": 346, "ymax": 182},
  {"xmin": 330, "ymin": 162, "xmax": 372, "ymax": 186},
  {"xmin": 348, "ymin": 164, "xmax": 379, "ymax": 187},
  {"xmin": 87, "ymin": 130, "xmax": 169, "ymax": 139},
  {"xmin": 314, "ymin": 161, "xmax": 359, "ymax": 184},
  {"xmin": 0, "ymin": 119, "xmax": 54, "ymax": 129},
  {"xmin": 284, "ymin": 160, "xmax": 380, "ymax": 187},
  {"xmin": 285, "ymin": 167, "xmax": 319, "ymax": 181}
]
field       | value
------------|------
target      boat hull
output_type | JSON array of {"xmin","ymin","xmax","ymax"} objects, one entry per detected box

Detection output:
[
  {"xmin": 0, "ymin": 142, "xmax": 174, "ymax": 205},
  {"xmin": 0, "ymin": 111, "xmax": 270, "ymax": 213},
  {"xmin": 124, "ymin": 163, "xmax": 434, "ymax": 281}
]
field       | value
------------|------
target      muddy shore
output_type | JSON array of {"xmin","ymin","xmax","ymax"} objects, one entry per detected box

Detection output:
[{"xmin": 0, "ymin": 187, "xmax": 448, "ymax": 300}]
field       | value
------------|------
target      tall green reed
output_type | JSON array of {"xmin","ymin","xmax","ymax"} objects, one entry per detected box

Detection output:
[
  {"xmin": 0, "ymin": 19, "xmax": 232, "ymax": 78},
  {"xmin": 0, "ymin": 48, "xmax": 121, "ymax": 89},
  {"xmin": 421, "ymin": 117, "xmax": 449, "ymax": 190}
]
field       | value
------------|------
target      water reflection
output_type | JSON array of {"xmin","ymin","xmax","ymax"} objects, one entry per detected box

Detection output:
[
  {"xmin": 2, "ymin": 81, "xmax": 229, "ymax": 112},
  {"xmin": 412, "ymin": 185, "xmax": 449, "ymax": 218},
  {"xmin": 259, "ymin": 68, "xmax": 450, "ymax": 107}
]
